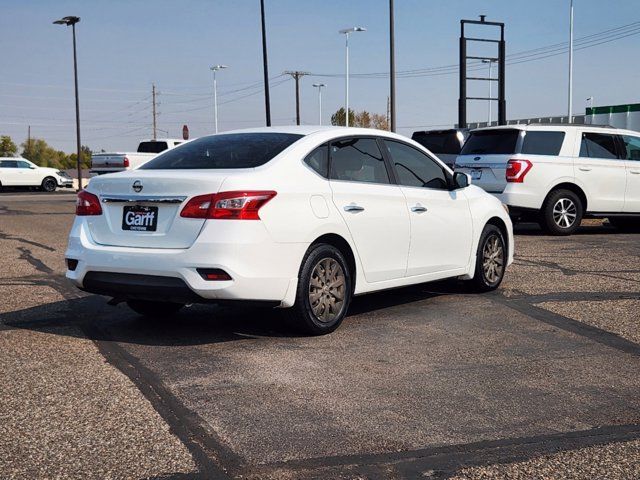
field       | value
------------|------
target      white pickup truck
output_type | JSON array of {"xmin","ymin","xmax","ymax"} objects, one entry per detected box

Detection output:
[{"xmin": 90, "ymin": 139, "xmax": 183, "ymax": 175}]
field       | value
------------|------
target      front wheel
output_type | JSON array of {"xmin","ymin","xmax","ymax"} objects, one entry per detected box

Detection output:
[
  {"xmin": 540, "ymin": 189, "xmax": 583, "ymax": 235},
  {"xmin": 470, "ymin": 224, "xmax": 507, "ymax": 292},
  {"xmin": 41, "ymin": 176, "xmax": 58, "ymax": 193},
  {"xmin": 126, "ymin": 299, "xmax": 184, "ymax": 318},
  {"xmin": 285, "ymin": 243, "xmax": 352, "ymax": 335}
]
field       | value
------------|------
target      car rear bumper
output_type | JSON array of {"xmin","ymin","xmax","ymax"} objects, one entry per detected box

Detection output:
[
  {"xmin": 65, "ymin": 219, "xmax": 306, "ymax": 307},
  {"xmin": 495, "ymin": 185, "xmax": 544, "ymax": 211}
]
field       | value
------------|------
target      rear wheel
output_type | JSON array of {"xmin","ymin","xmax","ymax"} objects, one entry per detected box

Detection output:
[
  {"xmin": 286, "ymin": 243, "xmax": 352, "ymax": 335},
  {"xmin": 608, "ymin": 217, "xmax": 640, "ymax": 232},
  {"xmin": 470, "ymin": 224, "xmax": 507, "ymax": 292},
  {"xmin": 540, "ymin": 189, "xmax": 583, "ymax": 235},
  {"xmin": 126, "ymin": 299, "xmax": 184, "ymax": 318},
  {"xmin": 41, "ymin": 176, "xmax": 57, "ymax": 193}
]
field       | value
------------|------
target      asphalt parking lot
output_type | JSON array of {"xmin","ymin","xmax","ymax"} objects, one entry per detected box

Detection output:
[{"xmin": 1, "ymin": 192, "xmax": 639, "ymax": 479}]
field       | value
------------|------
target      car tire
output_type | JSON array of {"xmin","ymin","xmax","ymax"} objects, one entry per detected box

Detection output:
[
  {"xmin": 540, "ymin": 189, "xmax": 583, "ymax": 236},
  {"xmin": 41, "ymin": 176, "xmax": 58, "ymax": 193},
  {"xmin": 470, "ymin": 224, "xmax": 507, "ymax": 292},
  {"xmin": 608, "ymin": 217, "xmax": 640, "ymax": 232},
  {"xmin": 285, "ymin": 243, "xmax": 353, "ymax": 335},
  {"xmin": 126, "ymin": 299, "xmax": 184, "ymax": 318}
]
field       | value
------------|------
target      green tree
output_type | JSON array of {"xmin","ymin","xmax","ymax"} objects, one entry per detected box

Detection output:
[
  {"xmin": 69, "ymin": 145, "xmax": 92, "ymax": 169},
  {"xmin": 330, "ymin": 107, "xmax": 356, "ymax": 127},
  {"xmin": 21, "ymin": 138, "xmax": 70, "ymax": 169},
  {"xmin": 0, "ymin": 135, "xmax": 18, "ymax": 156},
  {"xmin": 330, "ymin": 108, "xmax": 388, "ymax": 130}
]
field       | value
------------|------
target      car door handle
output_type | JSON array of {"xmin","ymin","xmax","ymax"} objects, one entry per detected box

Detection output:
[
  {"xmin": 411, "ymin": 205, "xmax": 428, "ymax": 213},
  {"xmin": 343, "ymin": 204, "xmax": 364, "ymax": 212},
  {"xmin": 630, "ymin": 169, "xmax": 640, "ymax": 175},
  {"xmin": 579, "ymin": 166, "xmax": 592, "ymax": 172}
]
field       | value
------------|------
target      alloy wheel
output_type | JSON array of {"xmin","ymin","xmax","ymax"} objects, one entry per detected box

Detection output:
[
  {"xmin": 308, "ymin": 257, "xmax": 346, "ymax": 323},
  {"xmin": 552, "ymin": 198, "xmax": 577, "ymax": 229},
  {"xmin": 482, "ymin": 234, "xmax": 504, "ymax": 284},
  {"xmin": 43, "ymin": 179, "xmax": 57, "ymax": 192}
]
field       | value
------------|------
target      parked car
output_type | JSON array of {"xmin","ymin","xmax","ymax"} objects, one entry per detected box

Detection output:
[
  {"xmin": 66, "ymin": 127, "xmax": 513, "ymax": 335},
  {"xmin": 90, "ymin": 139, "xmax": 184, "ymax": 175},
  {"xmin": 454, "ymin": 124, "xmax": 640, "ymax": 235},
  {"xmin": 411, "ymin": 128, "xmax": 468, "ymax": 168},
  {"xmin": 0, "ymin": 157, "xmax": 73, "ymax": 192}
]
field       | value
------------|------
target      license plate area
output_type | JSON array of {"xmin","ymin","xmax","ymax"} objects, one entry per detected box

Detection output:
[
  {"xmin": 122, "ymin": 205, "xmax": 158, "ymax": 232},
  {"xmin": 471, "ymin": 169, "xmax": 482, "ymax": 180}
]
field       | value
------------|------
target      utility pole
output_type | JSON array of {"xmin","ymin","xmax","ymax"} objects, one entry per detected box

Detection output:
[
  {"xmin": 152, "ymin": 84, "xmax": 157, "ymax": 140},
  {"xmin": 284, "ymin": 71, "xmax": 309, "ymax": 125},
  {"xmin": 260, "ymin": 0, "xmax": 271, "ymax": 126},
  {"xmin": 27, "ymin": 125, "xmax": 31, "ymax": 158},
  {"xmin": 389, "ymin": 0, "xmax": 396, "ymax": 132},
  {"xmin": 386, "ymin": 96, "xmax": 390, "ymax": 130}
]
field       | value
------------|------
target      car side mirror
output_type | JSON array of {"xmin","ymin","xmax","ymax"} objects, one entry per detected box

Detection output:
[
  {"xmin": 453, "ymin": 171, "xmax": 469, "ymax": 189},
  {"xmin": 30, "ymin": 165, "xmax": 37, "ymax": 169}
]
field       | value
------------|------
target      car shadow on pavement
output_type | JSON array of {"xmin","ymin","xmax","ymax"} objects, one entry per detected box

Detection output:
[
  {"xmin": 1, "ymin": 279, "xmax": 456, "ymax": 347},
  {"xmin": 513, "ymin": 221, "xmax": 625, "ymax": 236}
]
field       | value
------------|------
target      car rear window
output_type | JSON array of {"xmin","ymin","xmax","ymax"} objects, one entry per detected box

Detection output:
[
  {"xmin": 140, "ymin": 133, "xmax": 303, "ymax": 170},
  {"xmin": 138, "ymin": 141, "xmax": 169, "ymax": 154},
  {"xmin": 521, "ymin": 131, "xmax": 565, "ymax": 155},
  {"xmin": 460, "ymin": 129, "xmax": 520, "ymax": 155},
  {"xmin": 412, "ymin": 131, "xmax": 462, "ymax": 155}
]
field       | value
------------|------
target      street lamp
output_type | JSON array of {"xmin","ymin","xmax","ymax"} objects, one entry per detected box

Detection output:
[
  {"xmin": 312, "ymin": 83, "xmax": 326, "ymax": 125},
  {"xmin": 339, "ymin": 26, "xmax": 366, "ymax": 127},
  {"xmin": 53, "ymin": 15, "xmax": 83, "ymax": 191},
  {"xmin": 210, "ymin": 65, "xmax": 228, "ymax": 134},
  {"xmin": 482, "ymin": 59, "xmax": 497, "ymax": 125},
  {"xmin": 568, "ymin": 0, "xmax": 574, "ymax": 122}
]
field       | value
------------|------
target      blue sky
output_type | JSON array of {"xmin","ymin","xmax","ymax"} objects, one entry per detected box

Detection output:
[{"xmin": 1, "ymin": 0, "xmax": 639, "ymax": 152}]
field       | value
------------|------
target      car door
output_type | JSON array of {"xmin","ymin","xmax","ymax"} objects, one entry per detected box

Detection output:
[
  {"xmin": 328, "ymin": 137, "xmax": 410, "ymax": 283},
  {"xmin": 575, "ymin": 131, "xmax": 626, "ymax": 212},
  {"xmin": 381, "ymin": 139, "xmax": 473, "ymax": 276},
  {"xmin": 0, "ymin": 160, "xmax": 20, "ymax": 186},
  {"xmin": 619, "ymin": 134, "xmax": 640, "ymax": 213},
  {"xmin": 16, "ymin": 160, "xmax": 41, "ymax": 185}
]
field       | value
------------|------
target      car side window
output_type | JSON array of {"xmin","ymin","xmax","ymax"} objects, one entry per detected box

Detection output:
[
  {"xmin": 621, "ymin": 135, "xmax": 640, "ymax": 161},
  {"xmin": 303, "ymin": 144, "xmax": 329, "ymax": 178},
  {"xmin": 520, "ymin": 131, "xmax": 565, "ymax": 155},
  {"xmin": 579, "ymin": 132, "xmax": 621, "ymax": 159},
  {"xmin": 330, "ymin": 138, "xmax": 390, "ymax": 184},
  {"xmin": 0, "ymin": 160, "xmax": 19, "ymax": 168},
  {"xmin": 17, "ymin": 161, "xmax": 32, "ymax": 169},
  {"xmin": 383, "ymin": 140, "xmax": 448, "ymax": 189}
]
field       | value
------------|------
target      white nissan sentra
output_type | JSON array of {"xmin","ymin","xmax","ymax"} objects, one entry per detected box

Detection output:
[{"xmin": 66, "ymin": 126, "xmax": 513, "ymax": 335}]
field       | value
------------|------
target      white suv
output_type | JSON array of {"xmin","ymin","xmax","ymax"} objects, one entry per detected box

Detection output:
[
  {"xmin": 455, "ymin": 125, "xmax": 640, "ymax": 235},
  {"xmin": 0, "ymin": 157, "xmax": 73, "ymax": 192}
]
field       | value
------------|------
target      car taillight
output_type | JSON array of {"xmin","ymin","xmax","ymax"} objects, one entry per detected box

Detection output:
[
  {"xmin": 506, "ymin": 159, "xmax": 533, "ymax": 183},
  {"xmin": 123, "ymin": 157, "xmax": 130, "ymax": 168},
  {"xmin": 180, "ymin": 191, "xmax": 277, "ymax": 220},
  {"xmin": 76, "ymin": 190, "xmax": 102, "ymax": 216}
]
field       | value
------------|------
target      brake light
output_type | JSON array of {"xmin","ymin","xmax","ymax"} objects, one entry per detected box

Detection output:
[
  {"xmin": 76, "ymin": 190, "xmax": 102, "ymax": 216},
  {"xmin": 506, "ymin": 159, "xmax": 533, "ymax": 183},
  {"xmin": 123, "ymin": 157, "xmax": 130, "ymax": 168},
  {"xmin": 197, "ymin": 268, "xmax": 232, "ymax": 281},
  {"xmin": 180, "ymin": 191, "xmax": 277, "ymax": 220}
]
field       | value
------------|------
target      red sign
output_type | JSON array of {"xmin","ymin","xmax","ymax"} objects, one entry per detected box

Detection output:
[{"xmin": 182, "ymin": 124, "xmax": 189, "ymax": 140}]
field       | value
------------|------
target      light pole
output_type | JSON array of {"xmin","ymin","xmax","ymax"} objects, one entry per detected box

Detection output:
[
  {"xmin": 210, "ymin": 65, "xmax": 228, "ymax": 134},
  {"xmin": 568, "ymin": 0, "xmax": 574, "ymax": 123},
  {"xmin": 53, "ymin": 15, "xmax": 82, "ymax": 191},
  {"xmin": 482, "ymin": 59, "xmax": 496, "ymax": 125},
  {"xmin": 312, "ymin": 83, "xmax": 326, "ymax": 125},
  {"xmin": 339, "ymin": 27, "xmax": 366, "ymax": 127},
  {"xmin": 260, "ymin": 0, "xmax": 271, "ymax": 126},
  {"xmin": 389, "ymin": 0, "xmax": 396, "ymax": 132}
]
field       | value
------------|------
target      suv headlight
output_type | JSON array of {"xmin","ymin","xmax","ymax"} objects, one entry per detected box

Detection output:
[{"xmin": 57, "ymin": 171, "xmax": 71, "ymax": 178}]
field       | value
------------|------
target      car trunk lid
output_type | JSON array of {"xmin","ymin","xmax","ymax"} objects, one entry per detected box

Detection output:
[{"xmin": 86, "ymin": 170, "xmax": 227, "ymax": 249}]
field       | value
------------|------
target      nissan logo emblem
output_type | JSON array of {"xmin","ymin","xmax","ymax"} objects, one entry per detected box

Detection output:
[
  {"xmin": 474, "ymin": 156, "xmax": 481, "ymax": 161},
  {"xmin": 132, "ymin": 180, "xmax": 143, "ymax": 193}
]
